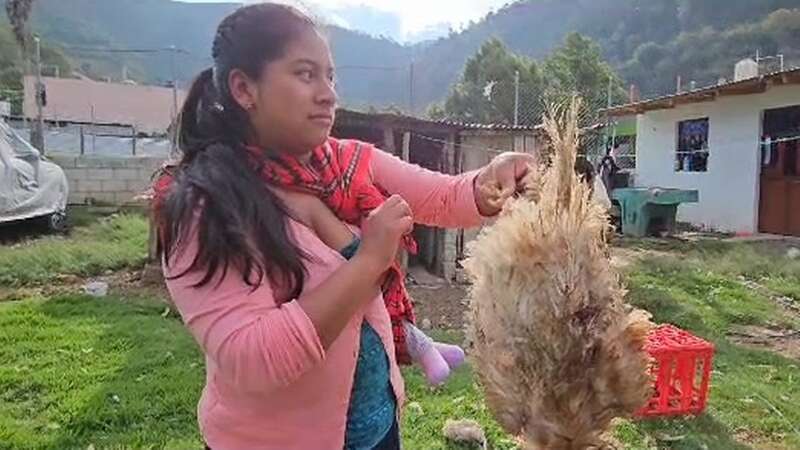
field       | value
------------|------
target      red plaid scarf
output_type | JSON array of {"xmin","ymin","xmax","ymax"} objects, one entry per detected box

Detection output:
[
  {"xmin": 152, "ymin": 138, "xmax": 417, "ymax": 364},
  {"xmin": 256, "ymin": 138, "xmax": 417, "ymax": 364}
]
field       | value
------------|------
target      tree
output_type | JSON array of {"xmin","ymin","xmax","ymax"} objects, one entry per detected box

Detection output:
[
  {"xmin": 543, "ymin": 32, "xmax": 626, "ymax": 110},
  {"xmin": 6, "ymin": 0, "xmax": 35, "ymax": 50},
  {"xmin": 440, "ymin": 37, "xmax": 543, "ymax": 125},
  {"xmin": 438, "ymin": 34, "xmax": 624, "ymax": 126}
]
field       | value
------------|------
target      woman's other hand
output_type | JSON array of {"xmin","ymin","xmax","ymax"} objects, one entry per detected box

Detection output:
[{"xmin": 357, "ymin": 195, "xmax": 413, "ymax": 272}]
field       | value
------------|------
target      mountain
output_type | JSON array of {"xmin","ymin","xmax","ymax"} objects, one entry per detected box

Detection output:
[
  {"xmin": 409, "ymin": 0, "xmax": 800, "ymax": 107},
  {"xmin": 7, "ymin": 0, "xmax": 800, "ymax": 113},
  {"xmin": 9, "ymin": 0, "xmax": 414, "ymax": 110}
]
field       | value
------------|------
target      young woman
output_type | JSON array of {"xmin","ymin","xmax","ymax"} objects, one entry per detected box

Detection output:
[{"xmin": 153, "ymin": 4, "xmax": 534, "ymax": 449}]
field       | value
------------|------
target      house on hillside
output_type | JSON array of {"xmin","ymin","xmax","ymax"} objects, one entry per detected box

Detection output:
[
  {"xmin": 604, "ymin": 64, "xmax": 800, "ymax": 237},
  {"xmin": 23, "ymin": 76, "xmax": 186, "ymax": 134}
]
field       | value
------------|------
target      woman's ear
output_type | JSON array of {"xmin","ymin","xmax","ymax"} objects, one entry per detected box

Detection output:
[{"xmin": 228, "ymin": 68, "xmax": 258, "ymax": 111}]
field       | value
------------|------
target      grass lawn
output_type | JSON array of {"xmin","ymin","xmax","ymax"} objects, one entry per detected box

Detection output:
[
  {"xmin": 617, "ymin": 242, "xmax": 800, "ymax": 450},
  {"xmin": 0, "ymin": 209, "xmax": 149, "ymax": 288},
  {"xmin": 1, "ymin": 212, "xmax": 799, "ymax": 449},
  {"xmin": 0, "ymin": 295, "xmax": 204, "ymax": 450}
]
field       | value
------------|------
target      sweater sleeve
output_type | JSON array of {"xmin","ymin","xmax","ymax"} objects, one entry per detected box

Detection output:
[
  {"xmin": 369, "ymin": 147, "xmax": 486, "ymax": 229},
  {"xmin": 163, "ymin": 221, "xmax": 325, "ymax": 395}
]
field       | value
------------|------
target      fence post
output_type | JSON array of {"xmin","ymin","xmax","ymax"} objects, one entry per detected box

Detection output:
[
  {"xmin": 132, "ymin": 125, "xmax": 137, "ymax": 156},
  {"xmin": 514, "ymin": 70, "xmax": 520, "ymax": 126},
  {"xmin": 79, "ymin": 125, "xmax": 85, "ymax": 155}
]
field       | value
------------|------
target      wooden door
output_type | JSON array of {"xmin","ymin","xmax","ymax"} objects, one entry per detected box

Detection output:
[{"xmin": 759, "ymin": 140, "xmax": 800, "ymax": 236}]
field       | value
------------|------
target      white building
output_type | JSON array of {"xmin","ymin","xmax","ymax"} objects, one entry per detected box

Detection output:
[{"xmin": 605, "ymin": 66, "xmax": 800, "ymax": 237}]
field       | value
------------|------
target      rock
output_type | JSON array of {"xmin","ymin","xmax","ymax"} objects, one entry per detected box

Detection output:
[
  {"xmin": 787, "ymin": 247, "xmax": 800, "ymax": 260},
  {"xmin": 442, "ymin": 419, "xmax": 487, "ymax": 449},
  {"xmin": 84, "ymin": 281, "xmax": 109, "ymax": 297},
  {"xmin": 421, "ymin": 318, "xmax": 432, "ymax": 330},
  {"xmin": 406, "ymin": 402, "xmax": 424, "ymax": 415}
]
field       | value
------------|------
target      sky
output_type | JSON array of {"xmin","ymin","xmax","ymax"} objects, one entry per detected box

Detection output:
[{"xmin": 181, "ymin": 0, "xmax": 510, "ymax": 42}]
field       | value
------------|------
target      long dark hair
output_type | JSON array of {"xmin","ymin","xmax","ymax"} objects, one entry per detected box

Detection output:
[{"xmin": 158, "ymin": 4, "xmax": 317, "ymax": 299}]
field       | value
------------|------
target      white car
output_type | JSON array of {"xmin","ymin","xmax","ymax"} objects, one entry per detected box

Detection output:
[{"xmin": 0, "ymin": 121, "xmax": 68, "ymax": 231}]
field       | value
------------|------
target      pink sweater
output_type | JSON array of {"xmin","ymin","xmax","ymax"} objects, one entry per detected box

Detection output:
[{"xmin": 164, "ymin": 148, "xmax": 485, "ymax": 450}]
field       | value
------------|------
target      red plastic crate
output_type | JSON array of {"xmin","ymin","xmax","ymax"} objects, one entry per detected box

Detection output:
[{"xmin": 636, "ymin": 324, "xmax": 715, "ymax": 418}]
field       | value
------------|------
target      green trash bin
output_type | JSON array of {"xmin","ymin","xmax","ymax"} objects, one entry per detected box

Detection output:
[{"xmin": 610, "ymin": 188, "xmax": 699, "ymax": 237}]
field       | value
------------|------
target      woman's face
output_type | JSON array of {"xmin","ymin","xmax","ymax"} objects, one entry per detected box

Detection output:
[{"xmin": 231, "ymin": 29, "xmax": 337, "ymax": 156}]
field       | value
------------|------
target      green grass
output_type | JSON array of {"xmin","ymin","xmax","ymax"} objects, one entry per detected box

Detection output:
[
  {"xmin": 0, "ymin": 296, "xmax": 510, "ymax": 450},
  {"xmin": 0, "ymin": 213, "xmax": 149, "ymax": 287},
  {"xmin": 615, "ymin": 244, "xmax": 800, "ymax": 450},
  {"xmin": 1, "ymin": 224, "xmax": 799, "ymax": 449},
  {"xmin": 401, "ymin": 331, "xmax": 517, "ymax": 450},
  {"xmin": 66, "ymin": 205, "xmax": 121, "ymax": 229},
  {"xmin": 0, "ymin": 295, "xmax": 204, "ymax": 450}
]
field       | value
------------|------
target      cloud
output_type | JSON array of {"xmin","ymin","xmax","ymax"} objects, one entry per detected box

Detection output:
[{"xmin": 235, "ymin": 0, "xmax": 507, "ymax": 40}]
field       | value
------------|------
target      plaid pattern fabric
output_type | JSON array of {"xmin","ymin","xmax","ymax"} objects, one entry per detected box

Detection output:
[
  {"xmin": 152, "ymin": 138, "xmax": 419, "ymax": 364},
  {"xmin": 256, "ymin": 138, "xmax": 417, "ymax": 364}
]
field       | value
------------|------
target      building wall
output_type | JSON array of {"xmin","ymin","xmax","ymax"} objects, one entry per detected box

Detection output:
[
  {"xmin": 460, "ymin": 131, "xmax": 540, "ymax": 172},
  {"xmin": 634, "ymin": 84, "xmax": 800, "ymax": 233},
  {"xmin": 50, "ymin": 154, "xmax": 165, "ymax": 205},
  {"xmin": 24, "ymin": 76, "xmax": 185, "ymax": 134},
  {"xmin": 458, "ymin": 130, "xmax": 542, "ymax": 278}
]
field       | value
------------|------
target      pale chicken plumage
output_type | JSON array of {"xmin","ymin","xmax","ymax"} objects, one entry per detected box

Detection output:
[{"xmin": 464, "ymin": 99, "xmax": 653, "ymax": 450}]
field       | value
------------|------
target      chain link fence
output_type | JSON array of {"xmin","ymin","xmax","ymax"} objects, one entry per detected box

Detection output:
[
  {"xmin": 464, "ymin": 77, "xmax": 617, "ymax": 165},
  {"xmin": 6, "ymin": 117, "xmax": 171, "ymax": 157}
]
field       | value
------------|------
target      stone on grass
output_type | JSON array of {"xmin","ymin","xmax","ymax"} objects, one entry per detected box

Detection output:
[{"xmin": 84, "ymin": 281, "xmax": 109, "ymax": 297}]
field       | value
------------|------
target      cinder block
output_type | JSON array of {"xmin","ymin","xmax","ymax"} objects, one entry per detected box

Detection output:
[
  {"xmin": 75, "ymin": 157, "xmax": 103, "ymax": 168},
  {"xmin": 65, "ymin": 168, "xmax": 88, "ymax": 180},
  {"xmin": 77, "ymin": 179, "xmax": 103, "ymax": 192},
  {"xmin": 114, "ymin": 192, "xmax": 134, "ymax": 204},
  {"xmin": 50, "ymin": 155, "xmax": 77, "ymax": 168},
  {"xmin": 89, "ymin": 192, "xmax": 117, "ymax": 205},
  {"xmin": 114, "ymin": 168, "xmax": 140, "ymax": 180},
  {"xmin": 126, "ymin": 179, "xmax": 149, "ymax": 192},
  {"xmin": 140, "ymin": 164, "xmax": 160, "ymax": 177},
  {"xmin": 77, "ymin": 157, "xmax": 123, "ymax": 169},
  {"xmin": 126, "ymin": 157, "xmax": 166, "ymax": 169},
  {"xmin": 68, "ymin": 193, "xmax": 87, "ymax": 205},
  {"xmin": 102, "ymin": 180, "xmax": 128, "ymax": 192},
  {"xmin": 86, "ymin": 168, "xmax": 114, "ymax": 180}
]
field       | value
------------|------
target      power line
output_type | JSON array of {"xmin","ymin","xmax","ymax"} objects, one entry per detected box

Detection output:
[
  {"xmin": 411, "ymin": 131, "xmax": 519, "ymax": 155},
  {"xmin": 59, "ymin": 45, "xmax": 191, "ymax": 55},
  {"xmin": 337, "ymin": 65, "xmax": 405, "ymax": 71}
]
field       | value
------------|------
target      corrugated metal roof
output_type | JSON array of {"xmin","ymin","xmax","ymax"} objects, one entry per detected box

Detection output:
[
  {"xmin": 435, "ymin": 119, "xmax": 542, "ymax": 131},
  {"xmin": 336, "ymin": 108, "xmax": 540, "ymax": 132},
  {"xmin": 603, "ymin": 67, "xmax": 800, "ymax": 117}
]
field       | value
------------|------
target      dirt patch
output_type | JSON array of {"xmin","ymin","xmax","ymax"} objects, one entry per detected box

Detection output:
[
  {"xmin": 728, "ymin": 325, "xmax": 800, "ymax": 361},
  {"xmin": 736, "ymin": 277, "xmax": 800, "ymax": 320},
  {"xmin": 108, "ymin": 265, "xmax": 170, "ymax": 301},
  {"xmin": 0, "ymin": 264, "xmax": 170, "ymax": 305},
  {"xmin": 409, "ymin": 283, "xmax": 469, "ymax": 331},
  {"xmin": 609, "ymin": 246, "xmax": 673, "ymax": 270},
  {"xmin": 610, "ymin": 247, "xmax": 639, "ymax": 270}
]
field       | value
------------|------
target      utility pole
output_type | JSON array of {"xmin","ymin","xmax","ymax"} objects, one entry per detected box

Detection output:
[
  {"xmin": 514, "ymin": 70, "xmax": 520, "ymax": 126},
  {"xmin": 408, "ymin": 61, "xmax": 414, "ymax": 114},
  {"xmin": 169, "ymin": 45, "xmax": 179, "ymax": 120},
  {"xmin": 169, "ymin": 45, "xmax": 179, "ymax": 157},
  {"xmin": 31, "ymin": 36, "xmax": 45, "ymax": 153}
]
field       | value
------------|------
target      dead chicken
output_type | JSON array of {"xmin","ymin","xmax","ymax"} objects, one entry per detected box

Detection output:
[{"xmin": 464, "ymin": 99, "xmax": 653, "ymax": 450}]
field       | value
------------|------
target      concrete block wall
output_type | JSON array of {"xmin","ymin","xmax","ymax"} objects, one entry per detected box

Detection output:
[{"xmin": 49, "ymin": 154, "xmax": 167, "ymax": 205}]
